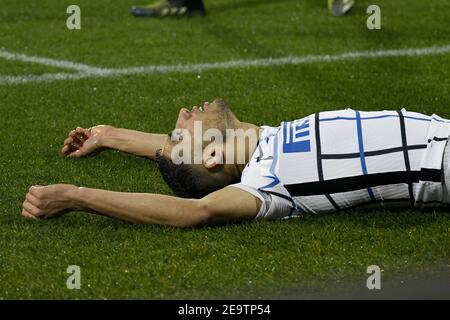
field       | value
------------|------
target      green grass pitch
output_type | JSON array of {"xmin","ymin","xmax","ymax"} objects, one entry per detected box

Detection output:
[{"xmin": 0, "ymin": 0, "xmax": 449, "ymax": 299}]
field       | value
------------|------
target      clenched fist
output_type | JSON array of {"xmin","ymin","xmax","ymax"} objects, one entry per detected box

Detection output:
[{"xmin": 22, "ymin": 184, "xmax": 80, "ymax": 219}]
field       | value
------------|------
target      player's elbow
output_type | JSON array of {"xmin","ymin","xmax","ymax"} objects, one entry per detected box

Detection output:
[{"xmin": 172, "ymin": 199, "xmax": 214, "ymax": 228}]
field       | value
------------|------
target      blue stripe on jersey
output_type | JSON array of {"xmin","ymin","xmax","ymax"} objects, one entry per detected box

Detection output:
[
  {"xmin": 433, "ymin": 117, "xmax": 450, "ymax": 123},
  {"xmin": 296, "ymin": 121, "xmax": 310, "ymax": 131},
  {"xmin": 355, "ymin": 111, "xmax": 376, "ymax": 201},
  {"xmin": 261, "ymin": 175, "xmax": 280, "ymax": 189},
  {"xmin": 320, "ymin": 116, "xmax": 359, "ymax": 122},
  {"xmin": 261, "ymin": 128, "xmax": 281, "ymax": 189},
  {"xmin": 282, "ymin": 121, "xmax": 311, "ymax": 153}
]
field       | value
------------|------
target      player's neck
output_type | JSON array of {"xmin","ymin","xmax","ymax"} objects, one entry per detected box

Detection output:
[{"xmin": 231, "ymin": 121, "xmax": 261, "ymax": 177}]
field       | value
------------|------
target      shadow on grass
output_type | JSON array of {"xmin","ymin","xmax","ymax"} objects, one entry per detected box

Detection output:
[
  {"xmin": 20, "ymin": 208, "xmax": 450, "ymax": 234},
  {"xmin": 255, "ymin": 264, "xmax": 450, "ymax": 299}
]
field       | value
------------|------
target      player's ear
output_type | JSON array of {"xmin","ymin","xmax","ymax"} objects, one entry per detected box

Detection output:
[{"xmin": 203, "ymin": 143, "xmax": 224, "ymax": 169}]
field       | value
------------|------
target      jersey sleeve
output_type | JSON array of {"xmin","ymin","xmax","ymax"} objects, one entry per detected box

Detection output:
[{"xmin": 228, "ymin": 183, "xmax": 296, "ymax": 220}]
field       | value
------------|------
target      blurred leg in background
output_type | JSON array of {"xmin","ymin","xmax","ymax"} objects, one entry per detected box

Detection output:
[
  {"xmin": 131, "ymin": 0, "xmax": 206, "ymax": 18},
  {"xmin": 328, "ymin": 0, "xmax": 355, "ymax": 16},
  {"xmin": 131, "ymin": 1, "xmax": 354, "ymax": 19}
]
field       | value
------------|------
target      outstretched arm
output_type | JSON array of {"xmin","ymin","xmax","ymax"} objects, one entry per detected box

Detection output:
[
  {"xmin": 62, "ymin": 125, "xmax": 166, "ymax": 159},
  {"xmin": 22, "ymin": 185, "xmax": 260, "ymax": 227}
]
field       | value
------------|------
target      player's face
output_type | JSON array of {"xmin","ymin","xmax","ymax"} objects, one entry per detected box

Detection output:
[
  {"xmin": 161, "ymin": 99, "xmax": 234, "ymax": 158},
  {"xmin": 174, "ymin": 98, "xmax": 230, "ymax": 132}
]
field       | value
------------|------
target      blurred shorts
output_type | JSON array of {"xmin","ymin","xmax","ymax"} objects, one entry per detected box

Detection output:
[{"xmin": 443, "ymin": 139, "xmax": 450, "ymax": 203}]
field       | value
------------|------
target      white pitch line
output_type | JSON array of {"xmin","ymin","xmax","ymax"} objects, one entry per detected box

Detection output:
[
  {"xmin": 0, "ymin": 72, "xmax": 91, "ymax": 85},
  {"xmin": 1, "ymin": 44, "xmax": 450, "ymax": 85},
  {"xmin": 0, "ymin": 49, "xmax": 108, "ymax": 74}
]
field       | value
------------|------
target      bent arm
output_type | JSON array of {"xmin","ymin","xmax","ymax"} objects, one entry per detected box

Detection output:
[{"xmin": 63, "ymin": 126, "xmax": 166, "ymax": 159}]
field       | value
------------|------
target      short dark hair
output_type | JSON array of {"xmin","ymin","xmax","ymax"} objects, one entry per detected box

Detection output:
[{"xmin": 155, "ymin": 150, "xmax": 239, "ymax": 198}]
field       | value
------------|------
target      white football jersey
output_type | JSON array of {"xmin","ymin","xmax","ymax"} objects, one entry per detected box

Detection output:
[{"xmin": 230, "ymin": 109, "xmax": 450, "ymax": 220}]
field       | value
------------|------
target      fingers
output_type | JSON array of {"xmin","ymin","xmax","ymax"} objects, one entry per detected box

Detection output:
[
  {"xmin": 67, "ymin": 150, "xmax": 82, "ymax": 158},
  {"xmin": 75, "ymin": 127, "xmax": 90, "ymax": 139},
  {"xmin": 62, "ymin": 128, "xmax": 89, "ymax": 156},
  {"xmin": 62, "ymin": 139, "xmax": 80, "ymax": 156},
  {"xmin": 22, "ymin": 199, "xmax": 41, "ymax": 217},
  {"xmin": 72, "ymin": 129, "xmax": 89, "ymax": 146},
  {"xmin": 68, "ymin": 132, "xmax": 84, "ymax": 147},
  {"xmin": 62, "ymin": 135, "xmax": 79, "ymax": 156},
  {"xmin": 62, "ymin": 144, "xmax": 72, "ymax": 155},
  {"xmin": 22, "ymin": 187, "xmax": 47, "ymax": 219},
  {"xmin": 21, "ymin": 208, "xmax": 38, "ymax": 220},
  {"xmin": 68, "ymin": 137, "xmax": 99, "ymax": 158},
  {"xmin": 64, "ymin": 135, "xmax": 74, "ymax": 145},
  {"xmin": 63, "ymin": 136, "xmax": 77, "ymax": 148},
  {"xmin": 26, "ymin": 191, "xmax": 40, "ymax": 207},
  {"xmin": 27, "ymin": 186, "xmax": 44, "ymax": 201},
  {"xmin": 28, "ymin": 185, "xmax": 43, "ymax": 196}
]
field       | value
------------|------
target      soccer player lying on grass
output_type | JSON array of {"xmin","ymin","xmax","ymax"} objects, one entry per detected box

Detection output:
[{"xmin": 22, "ymin": 99, "xmax": 450, "ymax": 227}]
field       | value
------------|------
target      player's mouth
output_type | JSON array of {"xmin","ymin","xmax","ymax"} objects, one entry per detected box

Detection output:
[
  {"xmin": 179, "ymin": 102, "xmax": 210, "ymax": 121},
  {"xmin": 191, "ymin": 105, "xmax": 206, "ymax": 113}
]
